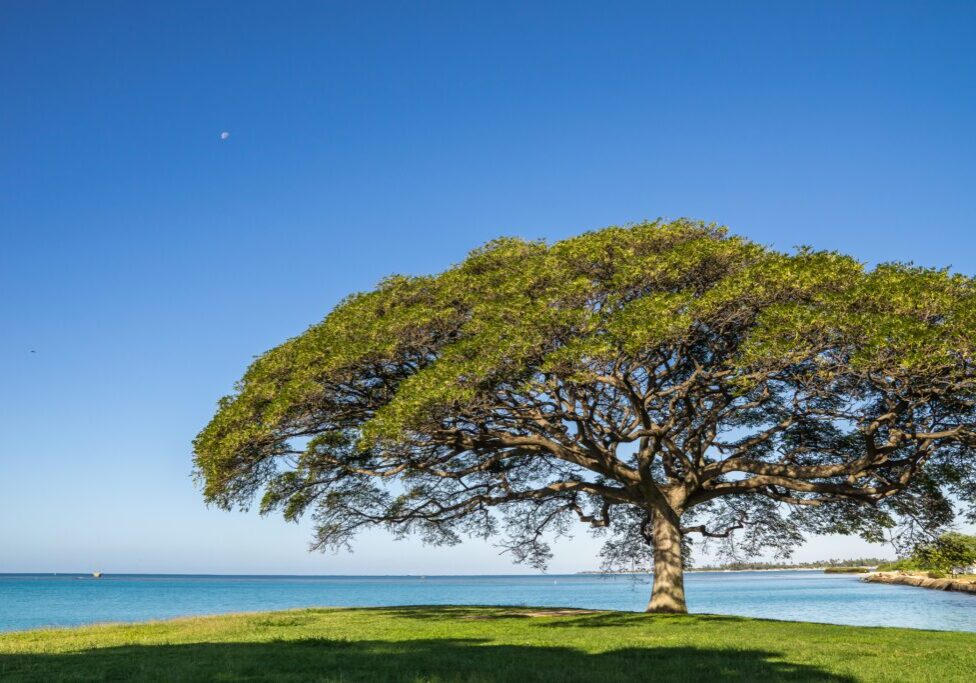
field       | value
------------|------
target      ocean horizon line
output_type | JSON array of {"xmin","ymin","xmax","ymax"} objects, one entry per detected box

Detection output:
[{"xmin": 0, "ymin": 568, "xmax": 831, "ymax": 578}]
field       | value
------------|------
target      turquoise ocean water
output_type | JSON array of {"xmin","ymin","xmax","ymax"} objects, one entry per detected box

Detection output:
[{"xmin": 2, "ymin": 571, "xmax": 974, "ymax": 633}]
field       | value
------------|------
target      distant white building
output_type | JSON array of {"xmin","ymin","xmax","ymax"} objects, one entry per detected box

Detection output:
[{"xmin": 951, "ymin": 565, "xmax": 976, "ymax": 575}]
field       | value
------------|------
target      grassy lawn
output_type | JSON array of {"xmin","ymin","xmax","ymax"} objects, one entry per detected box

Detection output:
[{"xmin": 1, "ymin": 606, "xmax": 974, "ymax": 682}]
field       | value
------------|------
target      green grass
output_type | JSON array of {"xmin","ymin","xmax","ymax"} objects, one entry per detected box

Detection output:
[{"xmin": 1, "ymin": 606, "xmax": 974, "ymax": 682}]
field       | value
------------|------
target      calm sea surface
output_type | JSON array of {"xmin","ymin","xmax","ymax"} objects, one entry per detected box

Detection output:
[{"xmin": 1, "ymin": 571, "xmax": 974, "ymax": 633}]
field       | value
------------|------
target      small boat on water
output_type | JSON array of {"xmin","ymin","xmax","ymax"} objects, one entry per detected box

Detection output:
[{"xmin": 92, "ymin": 572, "xmax": 103, "ymax": 578}]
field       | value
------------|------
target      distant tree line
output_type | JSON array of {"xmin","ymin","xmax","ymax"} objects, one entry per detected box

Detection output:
[{"xmin": 691, "ymin": 557, "xmax": 889, "ymax": 572}]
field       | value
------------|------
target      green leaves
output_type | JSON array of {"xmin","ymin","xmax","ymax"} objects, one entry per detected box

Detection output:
[
  {"xmin": 193, "ymin": 219, "xmax": 976, "ymax": 567},
  {"xmin": 198, "ymin": 219, "xmax": 976, "ymax": 473},
  {"xmin": 912, "ymin": 532, "xmax": 976, "ymax": 572}
]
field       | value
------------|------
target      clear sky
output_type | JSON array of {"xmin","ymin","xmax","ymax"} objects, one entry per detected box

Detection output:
[{"xmin": 2, "ymin": 1, "xmax": 975, "ymax": 574}]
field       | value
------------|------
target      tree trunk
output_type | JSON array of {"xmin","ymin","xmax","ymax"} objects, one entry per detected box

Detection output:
[{"xmin": 646, "ymin": 510, "xmax": 687, "ymax": 613}]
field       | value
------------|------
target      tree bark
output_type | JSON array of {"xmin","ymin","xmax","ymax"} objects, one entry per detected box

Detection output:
[{"xmin": 646, "ymin": 510, "xmax": 687, "ymax": 613}]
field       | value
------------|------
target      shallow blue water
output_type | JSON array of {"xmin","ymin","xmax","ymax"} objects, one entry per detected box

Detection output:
[{"xmin": 1, "ymin": 571, "xmax": 974, "ymax": 633}]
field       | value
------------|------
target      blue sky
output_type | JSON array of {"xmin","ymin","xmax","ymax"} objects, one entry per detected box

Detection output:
[{"xmin": 2, "ymin": 1, "xmax": 974, "ymax": 574}]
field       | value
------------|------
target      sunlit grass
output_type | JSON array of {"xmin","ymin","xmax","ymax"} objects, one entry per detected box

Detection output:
[{"xmin": 1, "ymin": 605, "xmax": 974, "ymax": 681}]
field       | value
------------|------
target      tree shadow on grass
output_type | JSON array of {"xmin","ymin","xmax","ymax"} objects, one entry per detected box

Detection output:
[
  {"xmin": 351, "ymin": 605, "xmax": 749, "ymax": 628},
  {"xmin": 535, "ymin": 611, "xmax": 760, "ymax": 629},
  {"xmin": 0, "ymin": 637, "xmax": 856, "ymax": 682},
  {"xmin": 347, "ymin": 605, "xmax": 541, "ymax": 621}
]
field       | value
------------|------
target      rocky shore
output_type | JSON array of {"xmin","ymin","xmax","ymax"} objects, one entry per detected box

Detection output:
[{"xmin": 862, "ymin": 571, "xmax": 976, "ymax": 594}]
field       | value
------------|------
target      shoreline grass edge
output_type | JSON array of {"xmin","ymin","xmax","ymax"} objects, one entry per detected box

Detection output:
[{"xmin": 2, "ymin": 605, "xmax": 975, "ymax": 681}]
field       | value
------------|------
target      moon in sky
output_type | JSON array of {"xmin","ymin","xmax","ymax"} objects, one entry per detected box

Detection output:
[{"xmin": 220, "ymin": 131, "xmax": 230, "ymax": 140}]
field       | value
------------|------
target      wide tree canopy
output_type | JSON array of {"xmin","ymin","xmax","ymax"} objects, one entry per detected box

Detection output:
[{"xmin": 194, "ymin": 220, "xmax": 976, "ymax": 612}]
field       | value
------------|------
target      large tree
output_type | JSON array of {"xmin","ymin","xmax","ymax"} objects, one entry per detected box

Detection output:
[{"xmin": 194, "ymin": 221, "xmax": 976, "ymax": 613}]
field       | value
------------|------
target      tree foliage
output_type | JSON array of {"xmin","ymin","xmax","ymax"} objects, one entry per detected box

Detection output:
[
  {"xmin": 194, "ymin": 220, "xmax": 976, "ymax": 606},
  {"xmin": 913, "ymin": 532, "xmax": 976, "ymax": 572}
]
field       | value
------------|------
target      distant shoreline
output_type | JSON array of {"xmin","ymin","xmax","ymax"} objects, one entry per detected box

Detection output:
[
  {"xmin": 862, "ymin": 571, "xmax": 976, "ymax": 595},
  {"xmin": 4, "ymin": 568, "xmax": 847, "ymax": 578},
  {"xmin": 577, "ymin": 567, "xmax": 830, "ymax": 575}
]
